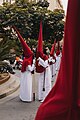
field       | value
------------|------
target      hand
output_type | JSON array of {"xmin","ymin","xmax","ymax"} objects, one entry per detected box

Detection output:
[
  {"xmin": 52, "ymin": 59, "xmax": 55, "ymax": 63},
  {"xmin": 37, "ymin": 57, "xmax": 40, "ymax": 61},
  {"xmin": 33, "ymin": 59, "xmax": 35, "ymax": 64},
  {"xmin": 38, "ymin": 63, "xmax": 40, "ymax": 66},
  {"xmin": 48, "ymin": 57, "xmax": 52, "ymax": 62}
]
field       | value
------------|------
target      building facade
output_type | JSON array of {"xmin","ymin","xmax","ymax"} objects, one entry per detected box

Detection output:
[
  {"xmin": 29, "ymin": 0, "xmax": 63, "ymax": 11},
  {"xmin": 0, "ymin": 0, "xmax": 63, "ymax": 11},
  {"xmin": 48, "ymin": 0, "xmax": 63, "ymax": 11},
  {"xmin": 0, "ymin": 0, "xmax": 15, "ymax": 5}
]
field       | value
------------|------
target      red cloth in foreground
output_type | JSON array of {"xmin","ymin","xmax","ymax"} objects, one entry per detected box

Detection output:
[{"xmin": 35, "ymin": 0, "xmax": 80, "ymax": 120}]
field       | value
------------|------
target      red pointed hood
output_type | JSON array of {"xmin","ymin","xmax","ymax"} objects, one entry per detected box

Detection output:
[
  {"xmin": 56, "ymin": 41, "xmax": 60, "ymax": 56},
  {"xmin": 35, "ymin": 0, "xmax": 80, "ymax": 120},
  {"xmin": 13, "ymin": 26, "xmax": 33, "ymax": 58},
  {"xmin": 36, "ymin": 21, "xmax": 44, "ymax": 59},
  {"xmin": 13, "ymin": 26, "xmax": 33, "ymax": 72},
  {"xmin": 36, "ymin": 21, "xmax": 47, "ymax": 73},
  {"xmin": 37, "ymin": 21, "xmax": 43, "ymax": 54},
  {"xmin": 50, "ymin": 40, "xmax": 56, "ymax": 57}
]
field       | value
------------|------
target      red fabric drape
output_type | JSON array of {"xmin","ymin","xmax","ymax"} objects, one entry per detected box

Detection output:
[{"xmin": 35, "ymin": 0, "xmax": 80, "ymax": 119}]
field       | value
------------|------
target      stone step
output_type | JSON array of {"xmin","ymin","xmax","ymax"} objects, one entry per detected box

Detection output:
[
  {"xmin": 0, "ymin": 74, "xmax": 16, "ymax": 92},
  {"xmin": 0, "ymin": 75, "xmax": 20, "ymax": 99},
  {"xmin": 0, "ymin": 73, "xmax": 10, "ymax": 85},
  {"xmin": 0, "ymin": 88, "xmax": 20, "ymax": 104}
]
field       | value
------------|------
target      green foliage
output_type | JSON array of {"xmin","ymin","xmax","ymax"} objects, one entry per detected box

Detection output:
[{"xmin": 0, "ymin": 0, "xmax": 65, "ymax": 60}]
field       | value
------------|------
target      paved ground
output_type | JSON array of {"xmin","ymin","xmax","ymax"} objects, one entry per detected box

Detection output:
[
  {"xmin": 0, "ymin": 70, "xmax": 40, "ymax": 120},
  {"xmin": 0, "ymin": 95, "xmax": 41, "ymax": 120},
  {"xmin": 0, "ymin": 70, "xmax": 58, "ymax": 120}
]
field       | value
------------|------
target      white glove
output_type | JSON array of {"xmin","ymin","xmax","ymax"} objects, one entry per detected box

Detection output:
[
  {"xmin": 33, "ymin": 59, "xmax": 35, "ymax": 64},
  {"xmin": 48, "ymin": 57, "xmax": 52, "ymax": 62},
  {"xmin": 37, "ymin": 57, "xmax": 40, "ymax": 61},
  {"xmin": 52, "ymin": 59, "xmax": 55, "ymax": 63}
]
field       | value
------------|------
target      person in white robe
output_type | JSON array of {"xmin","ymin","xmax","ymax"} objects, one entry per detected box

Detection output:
[
  {"xmin": 36, "ymin": 21, "xmax": 51, "ymax": 102},
  {"xmin": 37, "ymin": 56, "xmax": 52, "ymax": 102},
  {"xmin": 55, "ymin": 52, "xmax": 62, "ymax": 71},
  {"xmin": 20, "ymin": 59, "xmax": 34, "ymax": 102},
  {"xmin": 55, "ymin": 41, "xmax": 62, "ymax": 71},
  {"xmin": 49, "ymin": 40, "xmax": 56, "ymax": 81},
  {"xmin": 48, "ymin": 56, "xmax": 56, "ymax": 81},
  {"xmin": 13, "ymin": 26, "xmax": 34, "ymax": 102}
]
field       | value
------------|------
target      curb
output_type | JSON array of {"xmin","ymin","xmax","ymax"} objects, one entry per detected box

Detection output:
[
  {"xmin": 0, "ymin": 73, "xmax": 10, "ymax": 85},
  {"xmin": 0, "ymin": 75, "xmax": 20, "ymax": 99},
  {"xmin": 0, "ymin": 84, "xmax": 20, "ymax": 99}
]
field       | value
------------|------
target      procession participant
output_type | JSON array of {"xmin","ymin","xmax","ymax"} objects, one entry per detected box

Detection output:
[
  {"xmin": 20, "ymin": 56, "xmax": 34, "ymax": 102},
  {"xmin": 55, "ymin": 41, "xmax": 62, "ymax": 71},
  {"xmin": 13, "ymin": 26, "xmax": 34, "ymax": 102},
  {"xmin": 37, "ymin": 54, "xmax": 51, "ymax": 102},
  {"xmin": 49, "ymin": 40, "xmax": 56, "ymax": 81},
  {"xmin": 36, "ymin": 21, "xmax": 51, "ymax": 102}
]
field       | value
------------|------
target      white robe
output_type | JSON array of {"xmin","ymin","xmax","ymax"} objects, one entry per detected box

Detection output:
[
  {"xmin": 49, "ymin": 57, "xmax": 56, "ymax": 81},
  {"xmin": 56, "ymin": 53, "xmax": 62, "ymax": 71},
  {"xmin": 37, "ymin": 57, "xmax": 52, "ymax": 101},
  {"xmin": 20, "ymin": 64, "xmax": 34, "ymax": 102}
]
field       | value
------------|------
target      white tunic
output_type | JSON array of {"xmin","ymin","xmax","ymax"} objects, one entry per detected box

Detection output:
[
  {"xmin": 49, "ymin": 57, "xmax": 56, "ymax": 81},
  {"xmin": 56, "ymin": 52, "xmax": 62, "ymax": 71},
  {"xmin": 37, "ymin": 57, "xmax": 52, "ymax": 101},
  {"xmin": 20, "ymin": 64, "xmax": 34, "ymax": 102}
]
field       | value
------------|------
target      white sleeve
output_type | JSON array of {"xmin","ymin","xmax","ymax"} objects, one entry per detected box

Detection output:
[
  {"xmin": 38, "ymin": 57, "xmax": 48, "ymax": 68},
  {"xmin": 14, "ymin": 60, "xmax": 17, "ymax": 65},
  {"xmin": 27, "ymin": 64, "xmax": 35, "ymax": 72},
  {"xmin": 52, "ymin": 59, "xmax": 55, "ymax": 63},
  {"xmin": 19, "ymin": 59, "xmax": 23, "ymax": 62},
  {"xmin": 48, "ymin": 57, "xmax": 52, "ymax": 62},
  {"xmin": 33, "ymin": 59, "xmax": 35, "ymax": 64},
  {"xmin": 44, "ymin": 60, "xmax": 48, "ymax": 67}
]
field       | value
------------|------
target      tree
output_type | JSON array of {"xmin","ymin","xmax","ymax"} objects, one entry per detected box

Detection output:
[{"xmin": 0, "ymin": 0, "xmax": 65, "ymax": 60}]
